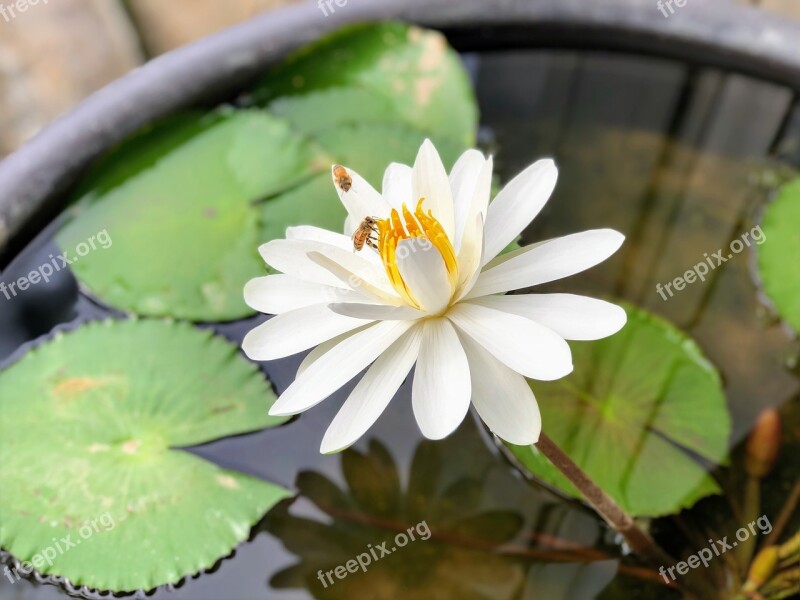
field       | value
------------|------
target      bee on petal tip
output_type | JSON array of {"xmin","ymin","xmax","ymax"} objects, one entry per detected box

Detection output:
[
  {"xmin": 333, "ymin": 165, "xmax": 352, "ymax": 192},
  {"xmin": 352, "ymin": 216, "xmax": 379, "ymax": 252}
]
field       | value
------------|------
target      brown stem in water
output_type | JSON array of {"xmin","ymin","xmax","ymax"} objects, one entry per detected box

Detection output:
[
  {"xmin": 535, "ymin": 433, "xmax": 675, "ymax": 568},
  {"xmin": 763, "ymin": 481, "xmax": 800, "ymax": 548}
]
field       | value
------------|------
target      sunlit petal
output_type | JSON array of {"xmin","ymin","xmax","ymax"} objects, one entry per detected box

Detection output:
[
  {"xmin": 412, "ymin": 319, "xmax": 471, "ymax": 440},
  {"xmin": 321, "ymin": 326, "xmax": 422, "ymax": 453},
  {"xmin": 448, "ymin": 302, "xmax": 573, "ymax": 381},
  {"xmin": 482, "ymin": 159, "xmax": 558, "ymax": 264},
  {"xmin": 470, "ymin": 293, "xmax": 627, "ymax": 340},
  {"xmin": 270, "ymin": 320, "xmax": 415, "ymax": 416},
  {"xmin": 467, "ymin": 229, "xmax": 625, "ymax": 298},
  {"xmin": 460, "ymin": 333, "xmax": 541, "ymax": 444},
  {"xmin": 413, "ymin": 139, "xmax": 455, "ymax": 241}
]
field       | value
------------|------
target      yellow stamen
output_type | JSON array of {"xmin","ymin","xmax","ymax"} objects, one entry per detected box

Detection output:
[{"xmin": 376, "ymin": 199, "xmax": 458, "ymax": 308}]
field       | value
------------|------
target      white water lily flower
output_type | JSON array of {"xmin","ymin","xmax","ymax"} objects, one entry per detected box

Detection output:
[{"xmin": 243, "ymin": 140, "xmax": 626, "ymax": 453}]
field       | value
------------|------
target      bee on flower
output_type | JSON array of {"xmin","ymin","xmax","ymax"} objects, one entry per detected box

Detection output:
[{"xmin": 243, "ymin": 140, "xmax": 626, "ymax": 453}]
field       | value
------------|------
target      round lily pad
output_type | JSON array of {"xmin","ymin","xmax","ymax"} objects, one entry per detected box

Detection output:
[
  {"xmin": 267, "ymin": 86, "xmax": 399, "ymax": 136},
  {"xmin": 58, "ymin": 24, "xmax": 478, "ymax": 321},
  {"xmin": 254, "ymin": 123, "xmax": 465, "ymax": 256},
  {"xmin": 57, "ymin": 110, "xmax": 325, "ymax": 322},
  {"xmin": 757, "ymin": 178, "xmax": 800, "ymax": 332},
  {"xmin": 507, "ymin": 304, "xmax": 731, "ymax": 517},
  {"xmin": 253, "ymin": 22, "xmax": 477, "ymax": 147},
  {"xmin": 0, "ymin": 319, "xmax": 291, "ymax": 592},
  {"xmin": 315, "ymin": 121, "xmax": 466, "ymax": 185}
]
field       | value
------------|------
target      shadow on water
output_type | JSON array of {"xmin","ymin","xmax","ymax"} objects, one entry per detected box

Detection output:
[{"xmin": 1, "ymin": 50, "xmax": 799, "ymax": 599}]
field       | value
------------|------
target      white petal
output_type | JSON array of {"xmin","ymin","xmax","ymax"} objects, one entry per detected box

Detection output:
[
  {"xmin": 395, "ymin": 238, "xmax": 452, "ymax": 314},
  {"xmin": 286, "ymin": 225, "xmax": 351, "ymax": 249},
  {"xmin": 296, "ymin": 325, "xmax": 375, "ymax": 378},
  {"xmin": 412, "ymin": 319, "xmax": 471, "ymax": 440},
  {"xmin": 413, "ymin": 139, "xmax": 455, "ymax": 241},
  {"xmin": 450, "ymin": 150, "xmax": 484, "ymax": 208},
  {"xmin": 259, "ymin": 240, "xmax": 345, "ymax": 288},
  {"xmin": 467, "ymin": 229, "xmax": 625, "ymax": 298},
  {"xmin": 344, "ymin": 215, "xmax": 356, "ymax": 236},
  {"xmin": 285, "ymin": 225, "xmax": 380, "ymax": 266},
  {"xmin": 308, "ymin": 251, "xmax": 401, "ymax": 305},
  {"xmin": 260, "ymin": 239, "xmax": 386, "ymax": 289},
  {"xmin": 382, "ymin": 163, "xmax": 413, "ymax": 211},
  {"xmin": 481, "ymin": 239, "xmax": 548, "ymax": 271},
  {"xmin": 328, "ymin": 303, "xmax": 425, "ymax": 321},
  {"xmin": 244, "ymin": 275, "xmax": 371, "ymax": 315},
  {"xmin": 321, "ymin": 326, "xmax": 422, "ymax": 453},
  {"xmin": 454, "ymin": 213, "xmax": 485, "ymax": 301},
  {"xmin": 460, "ymin": 333, "xmax": 541, "ymax": 444},
  {"xmin": 451, "ymin": 150, "xmax": 492, "ymax": 252},
  {"xmin": 242, "ymin": 304, "xmax": 371, "ymax": 361},
  {"xmin": 332, "ymin": 165, "xmax": 392, "ymax": 223},
  {"xmin": 270, "ymin": 320, "xmax": 415, "ymax": 416},
  {"xmin": 470, "ymin": 294, "xmax": 627, "ymax": 341},
  {"xmin": 482, "ymin": 159, "xmax": 558, "ymax": 264},
  {"xmin": 447, "ymin": 302, "xmax": 573, "ymax": 381}
]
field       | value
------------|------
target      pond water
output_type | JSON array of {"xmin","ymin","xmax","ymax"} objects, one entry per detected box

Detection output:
[{"xmin": 1, "ymin": 49, "xmax": 798, "ymax": 600}]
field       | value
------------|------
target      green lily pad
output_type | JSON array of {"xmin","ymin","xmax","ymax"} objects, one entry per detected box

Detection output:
[
  {"xmin": 253, "ymin": 22, "xmax": 477, "ymax": 147},
  {"xmin": 507, "ymin": 304, "xmax": 731, "ymax": 517},
  {"xmin": 57, "ymin": 110, "xmax": 325, "ymax": 322},
  {"xmin": 315, "ymin": 121, "xmax": 466, "ymax": 185},
  {"xmin": 0, "ymin": 319, "xmax": 291, "ymax": 592},
  {"xmin": 757, "ymin": 178, "xmax": 800, "ymax": 332},
  {"xmin": 58, "ymin": 24, "xmax": 477, "ymax": 321},
  {"xmin": 266, "ymin": 86, "xmax": 467, "ymax": 179},
  {"xmin": 255, "ymin": 121, "xmax": 466, "ymax": 248},
  {"xmin": 267, "ymin": 86, "xmax": 399, "ymax": 136}
]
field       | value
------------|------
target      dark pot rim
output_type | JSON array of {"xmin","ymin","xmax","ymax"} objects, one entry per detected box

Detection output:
[{"xmin": 1, "ymin": 0, "xmax": 798, "ymax": 265}]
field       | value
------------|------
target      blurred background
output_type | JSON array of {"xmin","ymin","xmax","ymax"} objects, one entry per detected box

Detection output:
[{"xmin": 0, "ymin": 0, "xmax": 797, "ymax": 160}]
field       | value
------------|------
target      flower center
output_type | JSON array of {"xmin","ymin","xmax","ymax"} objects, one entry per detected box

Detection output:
[{"xmin": 376, "ymin": 199, "xmax": 458, "ymax": 308}]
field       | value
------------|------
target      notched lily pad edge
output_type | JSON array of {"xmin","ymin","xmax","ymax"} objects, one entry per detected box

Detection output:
[
  {"xmin": 0, "ymin": 317, "xmax": 282, "ymax": 409},
  {"xmin": 0, "ymin": 317, "xmax": 298, "ymax": 596},
  {"xmin": 0, "ymin": 499, "xmax": 295, "ymax": 599}
]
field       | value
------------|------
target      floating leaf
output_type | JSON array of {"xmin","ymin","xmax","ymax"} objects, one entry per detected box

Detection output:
[
  {"xmin": 267, "ymin": 87, "xmax": 399, "ymax": 136},
  {"xmin": 59, "ymin": 24, "xmax": 478, "ymax": 321},
  {"xmin": 0, "ymin": 319, "xmax": 291, "ymax": 592},
  {"xmin": 255, "ymin": 123, "xmax": 465, "ymax": 248},
  {"xmin": 757, "ymin": 178, "xmax": 800, "ymax": 332},
  {"xmin": 507, "ymin": 304, "xmax": 731, "ymax": 517},
  {"xmin": 315, "ymin": 121, "xmax": 466, "ymax": 184},
  {"xmin": 253, "ymin": 22, "xmax": 477, "ymax": 146},
  {"xmin": 57, "ymin": 110, "xmax": 324, "ymax": 322}
]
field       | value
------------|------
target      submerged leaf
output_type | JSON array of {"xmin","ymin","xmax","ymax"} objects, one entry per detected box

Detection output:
[
  {"xmin": 0, "ymin": 319, "xmax": 291, "ymax": 592},
  {"xmin": 508, "ymin": 304, "xmax": 731, "ymax": 517}
]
